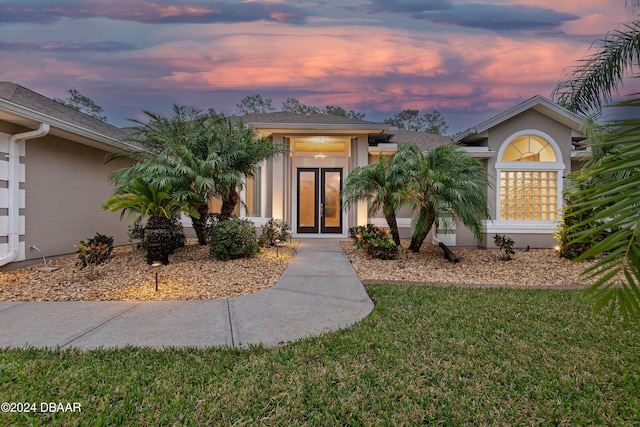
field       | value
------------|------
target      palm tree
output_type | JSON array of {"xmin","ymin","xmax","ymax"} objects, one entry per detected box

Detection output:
[
  {"xmin": 567, "ymin": 100, "xmax": 640, "ymax": 323},
  {"xmin": 210, "ymin": 118, "xmax": 286, "ymax": 220},
  {"xmin": 109, "ymin": 108, "xmax": 285, "ymax": 243},
  {"xmin": 102, "ymin": 177, "xmax": 199, "ymax": 264},
  {"xmin": 108, "ymin": 105, "xmax": 221, "ymax": 245},
  {"xmin": 552, "ymin": 0, "xmax": 640, "ymax": 323},
  {"xmin": 341, "ymin": 147, "xmax": 411, "ymax": 246},
  {"xmin": 553, "ymin": 1, "xmax": 640, "ymax": 116},
  {"xmin": 397, "ymin": 144, "xmax": 491, "ymax": 253}
]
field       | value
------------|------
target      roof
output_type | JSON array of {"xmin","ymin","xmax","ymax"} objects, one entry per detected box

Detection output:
[
  {"xmin": 454, "ymin": 95, "xmax": 586, "ymax": 144},
  {"xmin": 235, "ymin": 111, "xmax": 389, "ymax": 133},
  {"xmin": 236, "ymin": 111, "xmax": 453, "ymax": 151},
  {"xmin": 0, "ymin": 81, "xmax": 132, "ymax": 151},
  {"xmin": 389, "ymin": 129, "xmax": 454, "ymax": 151}
]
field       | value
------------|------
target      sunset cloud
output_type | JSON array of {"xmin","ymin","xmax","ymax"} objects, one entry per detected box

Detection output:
[{"xmin": 0, "ymin": 0, "xmax": 632, "ymax": 133}]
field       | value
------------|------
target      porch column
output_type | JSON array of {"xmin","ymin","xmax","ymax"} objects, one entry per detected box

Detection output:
[
  {"xmin": 355, "ymin": 136, "xmax": 369, "ymax": 226},
  {"xmin": 271, "ymin": 135, "xmax": 285, "ymax": 221}
]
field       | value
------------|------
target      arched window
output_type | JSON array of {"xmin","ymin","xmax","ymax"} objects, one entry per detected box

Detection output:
[
  {"xmin": 501, "ymin": 134, "xmax": 556, "ymax": 162},
  {"xmin": 496, "ymin": 131, "xmax": 564, "ymax": 222}
]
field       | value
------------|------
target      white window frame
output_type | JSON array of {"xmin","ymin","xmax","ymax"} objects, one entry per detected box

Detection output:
[
  {"xmin": 240, "ymin": 162, "xmax": 267, "ymax": 225},
  {"xmin": 490, "ymin": 130, "xmax": 565, "ymax": 234}
]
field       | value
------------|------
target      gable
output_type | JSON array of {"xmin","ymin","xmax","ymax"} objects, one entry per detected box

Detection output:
[{"xmin": 455, "ymin": 95, "xmax": 585, "ymax": 146}]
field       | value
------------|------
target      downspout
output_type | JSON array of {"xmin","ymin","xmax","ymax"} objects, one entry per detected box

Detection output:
[{"xmin": 0, "ymin": 122, "xmax": 50, "ymax": 266}]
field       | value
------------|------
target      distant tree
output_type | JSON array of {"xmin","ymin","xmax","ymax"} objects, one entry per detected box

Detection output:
[
  {"xmin": 384, "ymin": 109, "xmax": 449, "ymax": 135},
  {"xmin": 54, "ymin": 89, "xmax": 108, "ymax": 122},
  {"xmin": 237, "ymin": 94, "xmax": 275, "ymax": 115},
  {"xmin": 423, "ymin": 109, "xmax": 449, "ymax": 134},
  {"xmin": 282, "ymin": 97, "xmax": 320, "ymax": 114},
  {"xmin": 323, "ymin": 105, "xmax": 365, "ymax": 120}
]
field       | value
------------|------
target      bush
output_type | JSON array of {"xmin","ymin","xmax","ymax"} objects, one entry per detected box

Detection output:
[
  {"xmin": 554, "ymin": 204, "xmax": 608, "ymax": 260},
  {"xmin": 129, "ymin": 216, "xmax": 186, "ymax": 254},
  {"xmin": 210, "ymin": 218, "xmax": 259, "ymax": 261},
  {"xmin": 349, "ymin": 224, "xmax": 398, "ymax": 260},
  {"xmin": 493, "ymin": 234, "xmax": 515, "ymax": 261},
  {"xmin": 75, "ymin": 233, "xmax": 114, "ymax": 269},
  {"xmin": 260, "ymin": 218, "xmax": 290, "ymax": 247}
]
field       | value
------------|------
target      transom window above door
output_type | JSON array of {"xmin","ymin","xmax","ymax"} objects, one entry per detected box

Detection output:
[{"xmin": 292, "ymin": 136, "xmax": 348, "ymax": 157}]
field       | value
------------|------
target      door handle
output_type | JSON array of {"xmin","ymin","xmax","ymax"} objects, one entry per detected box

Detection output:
[{"xmin": 320, "ymin": 202, "xmax": 324, "ymax": 217}]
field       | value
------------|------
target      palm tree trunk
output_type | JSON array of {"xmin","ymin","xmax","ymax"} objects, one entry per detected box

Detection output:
[
  {"xmin": 190, "ymin": 204, "xmax": 210, "ymax": 245},
  {"xmin": 384, "ymin": 213, "xmax": 401, "ymax": 246},
  {"xmin": 409, "ymin": 207, "xmax": 435, "ymax": 253},
  {"xmin": 145, "ymin": 216, "xmax": 172, "ymax": 264},
  {"xmin": 220, "ymin": 191, "xmax": 239, "ymax": 221}
]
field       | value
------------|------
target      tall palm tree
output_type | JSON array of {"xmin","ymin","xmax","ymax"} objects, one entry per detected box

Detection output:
[
  {"xmin": 102, "ymin": 177, "xmax": 199, "ymax": 264},
  {"xmin": 341, "ymin": 147, "xmax": 411, "ymax": 246},
  {"xmin": 553, "ymin": 0, "xmax": 640, "ymax": 116},
  {"xmin": 398, "ymin": 144, "xmax": 491, "ymax": 253}
]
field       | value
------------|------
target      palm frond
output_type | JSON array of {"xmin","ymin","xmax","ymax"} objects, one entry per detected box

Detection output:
[{"xmin": 553, "ymin": 21, "xmax": 640, "ymax": 115}]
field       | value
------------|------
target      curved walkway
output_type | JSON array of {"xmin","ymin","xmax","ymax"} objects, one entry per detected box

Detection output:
[{"xmin": 0, "ymin": 239, "xmax": 373, "ymax": 350}]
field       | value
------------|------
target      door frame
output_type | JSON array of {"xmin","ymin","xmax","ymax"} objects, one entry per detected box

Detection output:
[
  {"xmin": 295, "ymin": 167, "xmax": 343, "ymax": 234},
  {"xmin": 320, "ymin": 168, "xmax": 342, "ymax": 234}
]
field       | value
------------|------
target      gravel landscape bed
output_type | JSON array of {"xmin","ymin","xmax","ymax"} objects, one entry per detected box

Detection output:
[
  {"xmin": 341, "ymin": 240, "xmax": 597, "ymax": 288},
  {"xmin": 0, "ymin": 239, "xmax": 299, "ymax": 301},
  {"xmin": 1, "ymin": 238, "xmax": 599, "ymax": 302}
]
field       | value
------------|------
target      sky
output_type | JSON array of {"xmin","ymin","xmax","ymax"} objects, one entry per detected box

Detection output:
[{"xmin": 0, "ymin": 0, "xmax": 637, "ymax": 135}]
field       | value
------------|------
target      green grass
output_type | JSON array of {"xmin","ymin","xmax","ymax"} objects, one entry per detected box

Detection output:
[{"xmin": 2, "ymin": 285, "xmax": 639, "ymax": 426}]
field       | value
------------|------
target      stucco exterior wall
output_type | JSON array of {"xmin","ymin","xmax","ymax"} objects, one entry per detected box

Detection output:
[
  {"xmin": 22, "ymin": 134, "xmax": 132, "ymax": 263},
  {"xmin": 455, "ymin": 110, "xmax": 574, "ymax": 249}
]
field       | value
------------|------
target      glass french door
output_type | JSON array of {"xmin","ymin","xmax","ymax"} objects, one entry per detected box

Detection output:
[{"xmin": 297, "ymin": 168, "xmax": 342, "ymax": 234}]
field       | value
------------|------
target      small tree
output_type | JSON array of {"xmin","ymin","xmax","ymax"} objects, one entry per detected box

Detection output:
[
  {"xmin": 102, "ymin": 177, "xmax": 199, "ymax": 264},
  {"xmin": 397, "ymin": 144, "xmax": 490, "ymax": 253},
  {"xmin": 342, "ymin": 148, "xmax": 412, "ymax": 246}
]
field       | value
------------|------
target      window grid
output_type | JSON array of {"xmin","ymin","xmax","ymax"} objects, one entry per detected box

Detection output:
[{"xmin": 500, "ymin": 171, "xmax": 557, "ymax": 220}]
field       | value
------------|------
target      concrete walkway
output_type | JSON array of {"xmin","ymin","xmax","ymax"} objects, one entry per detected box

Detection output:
[{"xmin": 0, "ymin": 239, "xmax": 373, "ymax": 350}]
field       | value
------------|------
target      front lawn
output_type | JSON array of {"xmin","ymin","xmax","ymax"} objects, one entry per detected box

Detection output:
[{"xmin": 2, "ymin": 285, "xmax": 638, "ymax": 425}]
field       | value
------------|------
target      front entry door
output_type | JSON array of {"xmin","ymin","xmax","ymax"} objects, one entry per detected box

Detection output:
[{"xmin": 297, "ymin": 168, "xmax": 342, "ymax": 234}]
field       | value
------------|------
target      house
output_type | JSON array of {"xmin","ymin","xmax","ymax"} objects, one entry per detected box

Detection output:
[
  {"xmin": 0, "ymin": 82, "xmax": 586, "ymax": 269},
  {"xmin": 0, "ymin": 82, "xmax": 134, "ymax": 269},
  {"xmin": 236, "ymin": 97, "xmax": 586, "ymax": 248}
]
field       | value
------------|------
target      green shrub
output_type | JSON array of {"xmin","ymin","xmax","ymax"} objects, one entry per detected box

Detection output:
[
  {"xmin": 493, "ymin": 234, "xmax": 515, "ymax": 261},
  {"xmin": 129, "ymin": 216, "xmax": 186, "ymax": 254},
  {"xmin": 75, "ymin": 233, "xmax": 114, "ymax": 269},
  {"xmin": 366, "ymin": 235, "xmax": 399, "ymax": 260},
  {"xmin": 349, "ymin": 224, "xmax": 398, "ymax": 259},
  {"xmin": 554, "ymin": 204, "xmax": 608, "ymax": 260},
  {"xmin": 260, "ymin": 218, "xmax": 290, "ymax": 247},
  {"xmin": 210, "ymin": 218, "xmax": 259, "ymax": 261}
]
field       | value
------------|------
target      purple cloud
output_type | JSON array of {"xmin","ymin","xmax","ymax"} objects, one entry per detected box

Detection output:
[
  {"xmin": 366, "ymin": 0, "xmax": 453, "ymax": 13},
  {"xmin": 415, "ymin": 3, "xmax": 580, "ymax": 32},
  {"xmin": 0, "ymin": 41, "xmax": 136, "ymax": 52},
  {"xmin": 0, "ymin": 0, "xmax": 310, "ymax": 25}
]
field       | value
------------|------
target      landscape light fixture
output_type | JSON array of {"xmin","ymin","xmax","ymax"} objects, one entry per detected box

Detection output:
[{"xmin": 150, "ymin": 261, "xmax": 162, "ymax": 292}]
